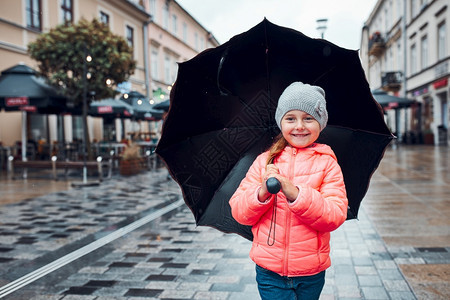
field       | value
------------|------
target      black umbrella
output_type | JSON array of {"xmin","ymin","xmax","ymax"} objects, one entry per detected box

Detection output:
[
  {"xmin": 0, "ymin": 64, "xmax": 67, "ymax": 113},
  {"xmin": 156, "ymin": 19, "xmax": 394, "ymax": 240},
  {"xmin": 372, "ymin": 89, "xmax": 415, "ymax": 109}
]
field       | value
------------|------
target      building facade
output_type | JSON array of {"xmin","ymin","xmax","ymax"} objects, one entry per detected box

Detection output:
[
  {"xmin": 0, "ymin": 0, "xmax": 218, "ymax": 148},
  {"xmin": 145, "ymin": 0, "xmax": 219, "ymax": 104},
  {"xmin": 361, "ymin": 0, "xmax": 449, "ymax": 145}
]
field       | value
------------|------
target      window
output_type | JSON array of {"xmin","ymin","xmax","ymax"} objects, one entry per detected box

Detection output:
[
  {"xmin": 420, "ymin": 35, "xmax": 428, "ymax": 69},
  {"xmin": 388, "ymin": 0, "xmax": 393, "ymax": 29},
  {"xmin": 396, "ymin": 0, "xmax": 402, "ymax": 20},
  {"xmin": 150, "ymin": 0, "xmax": 157, "ymax": 22},
  {"xmin": 411, "ymin": 0, "xmax": 417, "ymax": 19},
  {"xmin": 388, "ymin": 47, "xmax": 393, "ymax": 71},
  {"xmin": 164, "ymin": 55, "xmax": 171, "ymax": 83},
  {"xmin": 61, "ymin": 0, "xmax": 73, "ymax": 23},
  {"xmin": 100, "ymin": 11, "xmax": 109, "ymax": 25},
  {"xmin": 419, "ymin": 0, "xmax": 427, "ymax": 10},
  {"xmin": 194, "ymin": 32, "xmax": 198, "ymax": 50},
  {"xmin": 410, "ymin": 43, "xmax": 417, "ymax": 74},
  {"xmin": 163, "ymin": 5, "xmax": 169, "ymax": 30},
  {"xmin": 183, "ymin": 22, "xmax": 188, "ymax": 43},
  {"xmin": 128, "ymin": 0, "xmax": 141, "ymax": 6},
  {"xmin": 72, "ymin": 116, "xmax": 83, "ymax": 140},
  {"xmin": 151, "ymin": 49, "xmax": 159, "ymax": 80},
  {"xmin": 171, "ymin": 61, "xmax": 178, "ymax": 83},
  {"xmin": 384, "ymin": 8, "xmax": 389, "ymax": 32},
  {"xmin": 26, "ymin": 0, "xmax": 41, "ymax": 30},
  {"xmin": 397, "ymin": 42, "xmax": 402, "ymax": 70},
  {"xmin": 172, "ymin": 15, "xmax": 177, "ymax": 35},
  {"xmin": 438, "ymin": 22, "xmax": 446, "ymax": 60},
  {"xmin": 126, "ymin": 25, "xmax": 134, "ymax": 48}
]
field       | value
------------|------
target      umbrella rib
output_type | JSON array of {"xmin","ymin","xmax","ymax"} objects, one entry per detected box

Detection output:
[
  {"xmin": 326, "ymin": 124, "xmax": 395, "ymax": 137},
  {"xmin": 214, "ymin": 84, "xmax": 270, "ymax": 129},
  {"xmin": 264, "ymin": 19, "xmax": 272, "ymax": 121},
  {"xmin": 215, "ymin": 24, "xmax": 274, "ymax": 131},
  {"xmin": 217, "ymin": 48, "xmax": 229, "ymax": 96},
  {"xmin": 215, "ymin": 51, "xmax": 270, "ymax": 128},
  {"xmin": 312, "ymin": 64, "xmax": 338, "ymax": 85}
]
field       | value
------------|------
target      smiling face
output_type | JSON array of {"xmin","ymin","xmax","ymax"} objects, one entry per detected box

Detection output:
[{"xmin": 280, "ymin": 110, "xmax": 321, "ymax": 148}]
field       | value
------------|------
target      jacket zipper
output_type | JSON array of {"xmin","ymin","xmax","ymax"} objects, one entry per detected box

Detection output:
[
  {"xmin": 317, "ymin": 232, "xmax": 322, "ymax": 269},
  {"xmin": 282, "ymin": 147, "xmax": 297, "ymax": 276}
]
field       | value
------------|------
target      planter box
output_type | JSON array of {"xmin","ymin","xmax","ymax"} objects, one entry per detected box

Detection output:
[
  {"xmin": 119, "ymin": 158, "xmax": 144, "ymax": 176},
  {"xmin": 423, "ymin": 133, "xmax": 434, "ymax": 145}
]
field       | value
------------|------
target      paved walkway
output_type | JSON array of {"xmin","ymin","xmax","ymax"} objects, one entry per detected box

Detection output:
[
  {"xmin": 0, "ymin": 145, "xmax": 448, "ymax": 299},
  {"xmin": 361, "ymin": 145, "xmax": 450, "ymax": 300}
]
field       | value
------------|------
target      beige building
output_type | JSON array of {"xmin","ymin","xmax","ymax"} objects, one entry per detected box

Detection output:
[
  {"xmin": 0, "ymin": 0, "xmax": 219, "ymax": 153},
  {"xmin": 0, "ymin": 0, "xmax": 150, "ymax": 148},
  {"xmin": 361, "ymin": 0, "xmax": 449, "ymax": 145},
  {"xmin": 145, "ymin": 0, "xmax": 219, "ymax": 103}
]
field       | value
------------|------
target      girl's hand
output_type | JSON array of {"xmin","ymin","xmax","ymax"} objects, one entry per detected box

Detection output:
[
  {"xmin": 258, "ymin": 164, "xmax": 278, "ymax": 201},
  {"xmin": 258, "ymin": 164, "xmax": 299, "ymax": 202}
]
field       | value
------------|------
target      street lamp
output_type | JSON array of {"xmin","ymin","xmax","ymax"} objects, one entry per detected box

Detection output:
[
  {"xmin": 316, "ymin": 18, "xmax": 328, "ymax": 39},
  {"xmin": 82, "ymin": 45, "xmax": 90, "ymax": 184}
]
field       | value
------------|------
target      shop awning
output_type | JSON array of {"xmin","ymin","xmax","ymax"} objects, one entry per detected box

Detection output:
[
  {"xmin": 0, "ymin": 64, "xmax": 67, "ymax": 113},
  {"xmin": 372, "ymin": 89, "xmax": 416, "ymax": 109}
]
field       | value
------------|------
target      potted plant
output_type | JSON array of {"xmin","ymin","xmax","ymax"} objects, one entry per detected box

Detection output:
[
  {"xmin": 423, "ymin": 129, "xmax": 434, "ymax": 145},
  {"xmin": 119, "ymin": 142, "xmax": 143, "ymax": 175}
]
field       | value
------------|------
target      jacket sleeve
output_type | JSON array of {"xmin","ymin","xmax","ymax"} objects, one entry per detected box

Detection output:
[
  {"xmin": 229, "ymin": 153, "xmax": 274, "ymax": 226},
  {"xmin": 288, "ymin": 156, "xmax": 348, "ymax": 232}
]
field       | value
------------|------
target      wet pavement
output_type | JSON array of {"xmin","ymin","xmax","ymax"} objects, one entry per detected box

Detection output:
[
  {"xmin": 0, "ymin": 145, "xmax": 448, "ymax": 299},
  {"xmin": 0, "ymin": 177, "xmax": 73, "ymax": 205},
  {"xmin": 362, "ymin": 145, "xmax": 450, "ymax": 300}
]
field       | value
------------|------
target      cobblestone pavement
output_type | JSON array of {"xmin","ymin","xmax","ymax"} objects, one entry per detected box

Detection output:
[{"xmin": 0, "ymin": 145, "xmax": 448, "ymax": 299}]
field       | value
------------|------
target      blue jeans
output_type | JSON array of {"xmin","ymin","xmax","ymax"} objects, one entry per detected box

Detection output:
[{"xmin": 255, "ymin": 265, "xmax": 325, "ymax": 300}]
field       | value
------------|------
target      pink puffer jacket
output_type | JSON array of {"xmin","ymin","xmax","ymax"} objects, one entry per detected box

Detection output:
[{"xmin": 229, "ymin": 143, "xmax": 348, "ymax": 277}]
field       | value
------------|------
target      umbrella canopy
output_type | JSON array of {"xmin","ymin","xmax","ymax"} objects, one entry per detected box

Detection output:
[
  {"xmin": 0, "ymin": 64, "xmax": 67, "ymax": 113},
  {"xmin": 372, "ymin": 89, "xmax": 416, "ymax": 109},
  {"xmin": 121, "ymin": 91, "xmax": 164, "ymax": 120},
  {"xmin": 153, "ymin": 99, "xmax": 170, "ymax": 112},
  {"xmin": 89, "ymin": 98, "xmax": 135, "ymax": 119},
  {"xmin": 156, "ymin": 19, "xmax": 394, "ymax": 240}
]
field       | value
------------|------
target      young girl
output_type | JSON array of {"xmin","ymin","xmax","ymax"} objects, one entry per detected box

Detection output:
[{"xmin": 229, "ymin": 82, "xmax": 348, "ymax": 300}]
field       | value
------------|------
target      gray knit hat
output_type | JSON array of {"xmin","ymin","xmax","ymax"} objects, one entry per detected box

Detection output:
[{"xmin": 275, "ymin": 82, "xmax": 328, "ymax": 131}]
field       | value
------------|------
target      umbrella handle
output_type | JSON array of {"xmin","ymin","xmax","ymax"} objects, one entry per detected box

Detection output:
[{"xmin": 266, "ymin": 177, "xmax": 281, "ymax": 194}]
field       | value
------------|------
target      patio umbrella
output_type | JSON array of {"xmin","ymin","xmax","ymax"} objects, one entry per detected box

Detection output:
[
  {"xmin": 153, "ymin": 99, "xmax": 170, "ymax": 112},
  {"xmin": 156, "ymin": 19, "xmax": 394, "ymax": 240},
  {"xmin": 121, "ymin": 91, "xmax": 164, "ymax": 120},
  {"xmin": 0, "ymin": 64, "xmax": 68, "ymax": 162},
  {"xmin": 372, "ymin": 89, "xmax": 415, "ymax": 109},
  {"xmin": 0, "ymin": 64, "xmax": 67, "ymax": 113},
  {"xmin": 89, "ymin": 98, "xmax": 135, "ymax": 119}
]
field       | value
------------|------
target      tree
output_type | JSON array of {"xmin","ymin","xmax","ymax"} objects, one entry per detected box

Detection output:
[
  {"xmin": 28, "ymin": 18, "xmax": 136, "ymax": 106},
  {"xmin": 28, "ymin": 18, "xmax": 136, "ymax": 161}
]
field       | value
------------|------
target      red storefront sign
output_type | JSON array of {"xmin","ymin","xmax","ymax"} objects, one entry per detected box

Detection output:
[
  {"xmin": 433, "ymin": 78, "xmax": 448, "ymax": 89},
  {"xmin": 19, "ymin": 105, "xmax": 37, "ymax": 112},
  {"xmin": 5, "ymin": 96, "xmax": 29, "ymax": 106},
  {"xmin": 97, "ymin": 106, "xmax": 113, "ymax": 113},
  {"xmin": 388, "ymin": 102, "xmax": 399, "ymax": 108}
]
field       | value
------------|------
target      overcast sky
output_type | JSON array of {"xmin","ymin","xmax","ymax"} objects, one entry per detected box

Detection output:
[{"xmin": 176, "ymin": 0, "xmax": 378, "ymax": 50}]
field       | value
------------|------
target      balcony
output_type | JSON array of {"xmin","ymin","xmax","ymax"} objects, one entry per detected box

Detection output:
[
  {"xmin": 369, "ymin": 32, "xmax": 386, "ymax": 57},
  {"xmin": 381, "ymin": 71, "xmax": 403, "ymax": 92}
]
